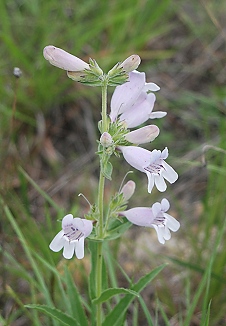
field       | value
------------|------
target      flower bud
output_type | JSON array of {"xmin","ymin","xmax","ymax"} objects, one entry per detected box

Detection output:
[
  {"xmin": 120, "ymin": 180, "xmax": 136, "ymax": 201},
  {"xmin": 13, "ymin": 67, "xmax": 22, "ymax": 78},
  {"xmin": 43, "ymin": 45, "xmax": 89, "ymax": 71},
  {"xmin": 100, "ymin": 132, "xmax": 113, "ymax": 147},
  {"xmin": 118, "ymin": 55, "xmax": 141, "ymax": 73},
  {"xmin": 125, "ymin": 125, "xmax": 159, "ymax": 144}
]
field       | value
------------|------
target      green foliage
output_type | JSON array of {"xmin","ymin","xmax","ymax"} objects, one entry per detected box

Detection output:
[
  {"xmin": 93, "ymin": 287, "xmax": 140, "ymax": 304},
  {"xmin": 102, "ymin": 264, "xmax": 166, "ymax": 326},
  {"xmin": 25, "ymin": 305, "xmax": 78, "ymax": 326}
]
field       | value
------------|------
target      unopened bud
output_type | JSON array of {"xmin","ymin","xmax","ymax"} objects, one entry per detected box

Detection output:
[
  {"xmin": 118, "ymin": 55, "xmax": 141, "ymax": 73},
  {"xmin": 120, "ymin": 180, "xmax": 136, "ymax": 201},
  {"xmin": 125, "ymin": 125, "xmax": 159, "ymax": 144},
  {"xmin": 107, "ymin": 55, "xmax": 141, "ymax": 86},
  {"xmin": 100, "ymin": 132, "xmax": 113, "ymax": 147},
  {"xmin": 43, "ymin": 45, "xmax": 89, "ymax": 71}
]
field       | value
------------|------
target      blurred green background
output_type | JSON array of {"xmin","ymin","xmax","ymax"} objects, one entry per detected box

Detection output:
[{"xmin": 1, "ymin": 0, "xmax": 226, "ymax": 325}]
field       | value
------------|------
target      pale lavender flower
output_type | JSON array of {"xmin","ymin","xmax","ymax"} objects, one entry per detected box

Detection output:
[
  {"xmin": 125, "ymin": 125, "xmax": 159, "ymax": 144},
  {"xmin": 120, "ymin": 198, "xmax": 180, "ymax": 244},
  {"xmin": 120, "ymin": 180, "xmax": 136, "ymax": 200},
  {"xmin": 43, "ymin": 45, "xmax": 89, "ymax": 71},
  {"xmin": 110, "ymin": 71, "xmax": 165, "ymax": 128},
  {"xmin": 118, "ymin": 146, "xmax": 178, "ymax": 193},
  {"xmin": 49, "ymin": 214, "xmax": 93, "ymax": 259}
]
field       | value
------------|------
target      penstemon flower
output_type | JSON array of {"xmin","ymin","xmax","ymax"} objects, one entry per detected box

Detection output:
[
  {"xmin": 120, "ymin": 198, "xmax": 180, "ymax": 244},
  {"xmin": 49, "ymin": 214, "xmax": 93, "ymax": 259},
  {"xmin": 110, "ymin": 71, "xmax": 166, "ymax": 127},
  {"xmin": 118, "ymin": 146, "xmax": 178, "ymax": 193}
]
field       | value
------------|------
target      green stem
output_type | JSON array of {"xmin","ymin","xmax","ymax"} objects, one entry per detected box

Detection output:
[
  {"xmin": 96, "ymin": 241, "xmax": 103, "ymax": 325},
  {"xmin": 101, "ymin": 81, "xmax": 108, "ymax": 133},
  {"xmin": 96, "ymin": 80, "xmax": 108, "ymax": 325}
]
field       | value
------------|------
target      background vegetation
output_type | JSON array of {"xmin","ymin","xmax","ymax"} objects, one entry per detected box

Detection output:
[{"xmin": 0, "ymin": 0, "xmax": 226, "ymax": 325}]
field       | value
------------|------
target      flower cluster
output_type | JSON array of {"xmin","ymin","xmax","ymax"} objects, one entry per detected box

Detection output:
[
  {"xmin": 108, "ymin": 70, "xmax": 178, "ymax": 194},
  {"xmin": 107, "ymin": 69, "xmax": 180, "ymax": 243},
  {"xmin": 44, "ymin": 46, "xmax": 180, "ymax": 258}
]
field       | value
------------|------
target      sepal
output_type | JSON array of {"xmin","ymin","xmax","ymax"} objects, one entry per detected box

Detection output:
[
  {"xmin": 67, "ymin": 58, "xmax": 104, "ymax": 86},
  {"xmin": 107, "ymin": 54, "xmax": 141, "ymax": 86}
]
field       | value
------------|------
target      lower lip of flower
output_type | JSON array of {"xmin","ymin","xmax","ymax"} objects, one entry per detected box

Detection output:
[
  {"xmin": 154, "ymin": 216, "xmax": 165, "ymax": 226},
  {"xmin": 144, "ymin": 163, "xmax": 164, "ymax": 175},
  {"xmin": 63, "ymin": 227, "xmax": 84, "ymax": 241}
]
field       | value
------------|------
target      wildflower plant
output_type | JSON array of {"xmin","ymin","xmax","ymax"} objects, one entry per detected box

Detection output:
[{"xmin": 36, "ymin": 45, "xmax": 180, "ymax": 325}]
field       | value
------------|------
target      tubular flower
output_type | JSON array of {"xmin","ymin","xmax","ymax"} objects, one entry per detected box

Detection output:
[
  {"xmin": 118, "ymin": 146, "xmax": 178, "ymax": 193},
  {"xmin": 110, "ymin": 71, "xmax": 165, "ymax": 128},
  {"xmin": 49, "ymin": 214, "xmax": 93, "ymax": 259},
  {"xmin": 43, "ymin": 45, "xmax": 89, "ymax": 71},
  {"xmin": 120, "ymin": 198, "xmax": 180, "ymax": 244}
]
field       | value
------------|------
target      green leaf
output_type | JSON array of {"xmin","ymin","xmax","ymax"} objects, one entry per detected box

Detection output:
[
  {"xmin": 93, "ymin": 287, "xmax": 139, "ymax": 304},
  {"xmin": 138, "ymin": 296, "xmax": 154, "ymax": 326},
  {"xmin": 102, "ymin": 264, "xmax": 166, "ymax": 326},
  {"xmin": 102, "ymin": 161, "xmax": 113, "ymax": 180},
  {"xmin": 25, "ymin": 305, "xmax": 79, "ymax": 326},
  {"xmin": 105, "ymin": 219, "xmax": 131, "ymax": 240},
  {"xmin": 64, "ymin": 267, "xmax": 89, "ymax": 326},
  {"xmin": 203, "ymin": 300, "xmax": 212, "ymax": 326}
]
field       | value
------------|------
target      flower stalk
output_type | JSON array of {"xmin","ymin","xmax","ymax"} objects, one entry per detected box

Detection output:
[{"xmin": 96, "ymin": 81, "xmax": 108, "ymax": 325}]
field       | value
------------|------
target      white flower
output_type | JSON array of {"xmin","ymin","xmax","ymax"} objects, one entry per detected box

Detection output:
[
  {"xmin": 110, "ymin": 71, "xmax": 165, "ymax": 128},
  {"xmin": 49, "ymin": 214, "xmax": 93, "ymax": 259},
  {"xmin": 151, "ymin": 198, "xmax": 180, "ymax": 244},
  {"xmin": 118, "ymin": 146, "xmax": 178, "ymax": 193},
  {"xmin": 120, "ymin": 198, "xmax": 180, "ymax": 244}
]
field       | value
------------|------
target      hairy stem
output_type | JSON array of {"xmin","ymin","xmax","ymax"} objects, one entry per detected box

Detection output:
[{"xmin": 96, "ymin": 81, "xmax": 108, "ymax": 325}]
